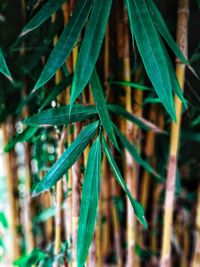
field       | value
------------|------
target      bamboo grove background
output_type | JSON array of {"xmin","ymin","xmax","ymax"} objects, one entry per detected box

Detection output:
[{"xmin": 0, "ymin": 0, "xmax": 200, "ymax": 266}]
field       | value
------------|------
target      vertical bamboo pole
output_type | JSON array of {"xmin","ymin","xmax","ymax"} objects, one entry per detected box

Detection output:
[
  {"xmin": 20, "ymin": 0, "xmax": 35, "ymax": 253},
  {"xmin": 123, "ymin": 8, "xmax": 138, "ymax": 267},
  {"xmin": 160, "ymin": 1, "xmax": 189, "ymax": 266},
  {"xmin": 62, "ymin": 2, "xmax": 74, "ymax": 259},
  {"xmin": 101, "ymin": 26, "xmax": 111, "ymax": 262},
  {"xmin": 191, "ymin": 184, "xmax": 200, "ymax": 267},
  {"xmin": 2, "ymin": 123, "xmax": 20, "ymax": 261}
]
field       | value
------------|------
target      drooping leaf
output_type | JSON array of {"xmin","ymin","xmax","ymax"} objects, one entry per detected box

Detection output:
[
  {"xmin": 0, "ymin": 49, "xmax": 13, "ymax": 82},
  {"xmin": 108, "ymin": 104, "xmax": 164, "ymax": 133},
  {"xmin": 24, "ymin": 105, "xmax": 97, "ymax": 126},
  {"xmin": 39, "ymin": 74, "xmax": 73, "ymax": 112},
  {"xmin": 32, "ymin": 121, "xmax": 99, "ymax": 195},
  {"xmin": 4, "ymin": 126, "xmax": 38, "ymax": 152},
  {"xmin": 125, "ymin": 0, "xmax": 176, "ymax": 120},
  {"xmin": 34, "ymin": 0, "xmax": 93, "ymax": 91},
  {"xmin": 102, "ymin": 136, "xmax": 148, "ymax": 228},
  {"xmin": 160, "ymin": 39, "xmax": 187, "ymax": 108},
  {"xmin": 90, "ymin": 70, "xmax": 118, "ymax": 149},
  {"xmin": 77, "ymin": 136, "xmax": 101, "ymax": 267},
  {"xmin": 20, "ymin": 0, "xmax": 66, "ymax": 37},
  {"xmin": 70, "ymin": 0, "xmax": 112, "ymax": 107},
  {"xmin": 14, "ymin": 249, "xmax": 46, "ymax": 267},
  {"xmin": 146, "ymin": 0, "xmax": 188, "ymax": 64},
  {"xmin": 109, "ymin": 80, "xmax": 153, "ymax": 91},
  {"xmin": 113, "ymin": 124, "xmax": 163, "ymax": 182}
]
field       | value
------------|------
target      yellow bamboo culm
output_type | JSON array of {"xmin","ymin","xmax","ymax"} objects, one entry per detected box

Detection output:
[
  {"xmin": 2, "ymin": 123, "xmax": 20, "ymax": 261},
  {"xmin": 191, "ymin": 184, "xmax": 200, "ymax": 267},
  {"xmin": 123, "ymin": 8, "xmax": 138, "ymax": 267},
  {"xmin": 160, "ymin": 1, "xmax": 189, "ymax": 266}
]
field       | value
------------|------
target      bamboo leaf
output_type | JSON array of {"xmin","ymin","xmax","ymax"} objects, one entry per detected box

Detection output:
[
  {"xmin": 0, "ymin": 49, "xmax": 13, "ymax": 82},
  {"xmin": 20, "ymin": 0, "xmax": 65, "ymax": 37},
  {"xmin": 102, "ymin": 136, "xmax": 148, "ymax": 228},
  {"xmin": 39, "ymin": 74, "xmax": 73, "ymax": 112},
  {"xmin": 125, "ymin": 0, "xmax": 176, "ymax": 120},
  {"xmin": 24, "ymin": 105, "xmax": 97, "ymax": 126},
  {"xmin": 70, "ymin": 0, "xmax": 112, "ymax": 107},
  {"xmin": 90, "ymin": 70, "xmax": 118, "ymax": 149},
  {"xmin": 113, "ymin": 124, "xmax": 163, "ymax": 182},
  {"xmin": 146, "ymin": 0, "xmax": 188, "ymax": 64},
  {"xmin": 108, "ymin": 104, "xmax": 165, "ymax": 133},
  {"xmin": 32, "ymin": 121, "xmax": 99, "ymax": 195},
  {"xmin": 77, "ymin": 136, "xmax": 101, "ymax": 267},
  {"xmin": 14, "ymin": 249, "xmax": 46, "ymax": 267},
  {"xmin": 109, "ymin": 80, "xmax": 153, "ymax": 91},
  {"xmin": 34, "ymin": 0, "xmax": 93, "ymax": 91},
  {"xmin": 4, "ymin": 126, "xmax": 38, "ymax": 152}
]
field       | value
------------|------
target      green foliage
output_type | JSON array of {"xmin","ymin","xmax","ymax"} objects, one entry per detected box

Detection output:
[
  {"xmin": 90, "ymin": 70, "xmax": 118, "ymax": 149},
  {"xmin": 34, "ymin": 0, "xmax": 93, "ymax": 90},
  {"xmin": 70, "ymin": 0, "xmax": 112, "ymax": 107},
  {"xmin": 102, "ymin": 136, "xmax": 148, "ymax": 228},
  {"xmin": 77, "ymin": 136, "xmax": 101, "ymax": 267},
  {"xmin": 4, "ymin": 126, "xmax": 38, "ymax": 152},
  {"xmin": 20, "ymin": 0, "xmax": 66, "ymax": 37},
  {"xmin": 14, "ymin": 249, "xmax": 46, "ymax": 267},
  {"xmin": 0, "ymin": 49, "xmax": 12, "ymax": 82},
  {"xmin": 24, "ymin": 105, "xmax": 97, "ymax": 126},
  {"xmin": 32, "ymin": 121, "xmax": 99, "ymax": 195},
  {"xmin": 125, "ymin": 0, "xmax": 177, "ymax": 120}
]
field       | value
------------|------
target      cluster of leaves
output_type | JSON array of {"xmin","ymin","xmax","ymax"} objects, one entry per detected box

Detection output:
[{"xmin": 1, "ymin": 0, "xmax": 199, "ymax": 266}]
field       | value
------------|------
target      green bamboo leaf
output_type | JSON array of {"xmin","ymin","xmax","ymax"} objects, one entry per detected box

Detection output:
[
  {"xmin": 125, "ymin": 0, "xmax": 176, "ymax": 120},
  {"xmin": 108, "ymin": 104, "xmax": 165, "ymax": 134},
  {"xmin": 32, "ymin": 121, "xmax": 99, "ymax": 195},
  {"xmin": 14, "ymin": 249, "xmax": 46, "ymax": 267},
  {"xmin": 160, "ymin": 39, "xmax": 187, "ymax": 108},
  {"xmin": 113, "ymin": 124, "xmax": 163, "ymax": 182},
  {"xmin": 24, "ymin": 105, "xmax": 97, "ymax": 126},
  {"xmin": 70, "ymin": 0, "xmax": 112, "ymax": 107},
  {"xmin": 0, "ymin": 49, "xmax": 13, "ymax": 82},
  {"xmin": 109, "ymin": 80, "xmax": 153, "ymax": 91},
  {"xmin": 146, "ymin": 0, "xmax": 188, "ymax": 64},
  {"xmin": 90, "ymin": 70, "xmax": 118, "ymax": 149},
  {"xmin": 34, "ymin": 0, "xmax": 93, "ymax": 91},
  {"xmin": 144, "ymin": 97, "xmax": 161, "ymax": 104},
  {"xmin": 102, "ymin": 136, "xmax": 148, "ymax": 228},
  {"xmin": 77, "ymin": 136, "xmax": 101, "ymax": 267},
  {"xmin": 4, "ymin": 126, "xmax": 38, "ymax": 152},
  {"xmin": 39, "ymin": 74, "xmax": 73, "ymax": 112},
  {"xmin": 20, "ymin": 0, "xmax": 65, "ymax": 37}
]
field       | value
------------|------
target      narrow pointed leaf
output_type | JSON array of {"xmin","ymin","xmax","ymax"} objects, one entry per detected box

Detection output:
[
  {"xmin": 4, "ymin": 126, "xmax": 38, "ymax": 152},
  {"xmin": 125, "ymin": 0, "xmax": 176, "ymax": 120},
  {"xmin": 39, "ymin": 74, "xmax": 73, "ymax": 112},
  {"xmin": 32, "ymin": 121, "xmax": 99, "ymax": 195},
  {"xmin": 108, "ymin": 104, "xmax": 165, "ymax": 134},
  {"xmin": 24, "ymin": 105, "xmax": 97, "ymax": 126},
  {"xmin": 70, "ymin": 0, "xmax": 112, "ymax": 107},
  {"xmin": 20, "ymin": 0, "xmax": 66, "ymax": 37},
  {"xmin": 102, "ymin": 136, "xmax": 148, "ymax": 228},
  {"xmin": 109, "ymin": 80, "xmax": 153, "ymax": 91},
  {"xmin": 0, "ymin": 49, "xmax": 13, "ymax": 82},
  {"xmin": 90, "ymin": 70, "xmax": 118, "ymax": 149},
  {"xmin": 77, "ymin": 136, "xmax": 101, "ymax": 267},
  {"xmin": 146, "ymin": 0, "xmax": 188, "ymax": 64},
  {"xmin": 113, "ymin": 124, "xmax": 163, "ymax": 182},
  {"xmin": 34, "ymin": 0, "xmax": 93, "ymax": 91}
]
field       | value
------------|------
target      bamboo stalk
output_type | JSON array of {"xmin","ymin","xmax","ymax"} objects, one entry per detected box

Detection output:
[
  {"xmin": 160, "ymin": 1, "xmax": 189, "ymax": 266},
  {"xmin": 191, "ymin": 184, "xmax": 200, "ymax": 267},
  {"xmin": 2, "ymin": 122, "xmax": 20, "ymax": 261},
  {"xmin": 123, "ymin": 8, "xmax": 138, "ymax": 267}
]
